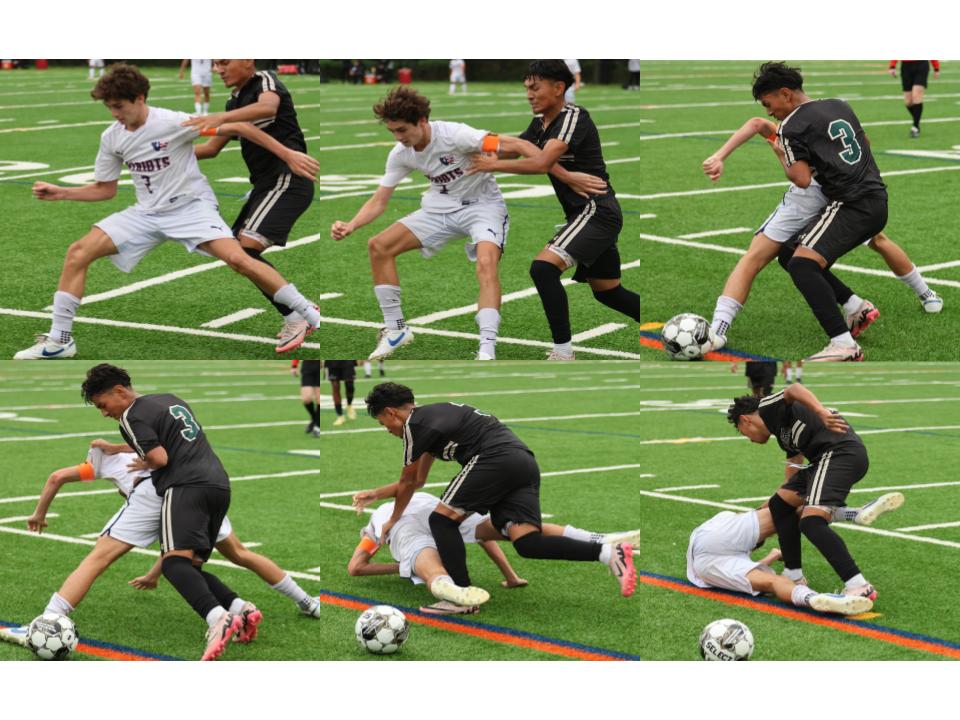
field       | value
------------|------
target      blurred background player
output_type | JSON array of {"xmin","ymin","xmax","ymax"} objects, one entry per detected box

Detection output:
[
  {"xmin": 292, "ymin": 359, "xmax": 322, "ymax": 436},
  {"xmin": 731, "ymin": 360, "xmax": 778, "ymax": 398},
  {"xmin": 783, "ymin": 359, "xmax": 803, "ymax": 384},
  {"xmin": 626, "ymin": 60, "xmax": 640, "ymax": 91},
  {"xmin": 324, "ymin": 360, "xmax": 359, "ymax": 426},
  {"xmin": 88, "ymin": 58, "xmax": 105, "ymax": 79},
  {"xmin": 362, "ymin": 359, "xmax": 386, "ymax": 378},
  {"xmin": 563, "ymin": 59, "xmax": 582, "ymax": 103},
  {"xmin": 890, "ymin": 60, "xmax": 940, "ymax": 137},
  {"xmin": 449, "ymin": 59, "xmax": 467, "ymax": 94},
  {"xmin": 179, "ymin": 59, "xmax": 213, "ymax": 115},
  {"xmin": 186, "ymin": 59, "xmax": 319, "ymax": 353}
]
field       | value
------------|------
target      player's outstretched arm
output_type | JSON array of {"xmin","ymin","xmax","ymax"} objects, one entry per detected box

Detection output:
[
  {"xmin": 470, "ymin": 137, "xmax": 568, "ymax": 176},
  {"xmin": 703, "ymin": 117, "xmax": 778, "ymax": 182},
  {"xmin": 347, "ymin": 541, "xmax": 400, "ymax": 576},
  {"xmin": 194, "ymin": 134, "xmax": 231, "ymax": 161},
  {"xmin": 480, "ymin": 540, "xmax": 528, "ymax": 588},
  {"xmin": 89, "ymin": 438, "xmax": 134, "ymax": 455},
  {"xmin": 783, "ymin": 384, "xmax": 849, "ymax": 433},
  {"xmin": 178, "ymin": 59, "xmax": 188, "ymax": 80},
  {"xmin": 28, "ymin": 466, "xmax": 83, "ymax": 533},
  {"xmin": 129, "ymin": 556, "xmax": 163, "ymax": 590},
  {"xmin": 33, "ymin": 179, "xmax": 117, "ymax": 202},
  {"xmin": 215, "ymin": 122, "xmax": 319, "ymax": 181},
  {"xmin": 331, "ymin": 185, "xmax": 396, "ymax": 240},
  {"xmin": 182, "ymin": 91, "xmax": 280, "ymax": 131}
]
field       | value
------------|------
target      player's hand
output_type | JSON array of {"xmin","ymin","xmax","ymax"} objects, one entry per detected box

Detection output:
[
  {"xmin": 32, "ymin": 181, "xmax": 67, "ymax": 201},
  {"xmin": 284, "ymin": 150, "xmax": 319, "ymax": 182},
  {"xmin": 564, "ymin": 171, "xmax": 608, "ymax": 198},
  {"xmin": 501, "ymin": 577, "xmax": 529, "ymax": 589},
  {"xmin": 128, "ymin": 575, "xmax": 158, "ymax": 590},
  {"xmin": 90, "ymin": 438, "xmax": 116, "ymax": 454},
  {"xmin": 352, "ymin": 490, "xmax": 378, "ymax": 513},
  {"xmin": 178, "ymin": 70, "xmax": 185, "ymax": 80},
  {"xmin": 26, "ymin": 513, "xmax": 47, "ymax": 534},
  {"xmin": 889, "ymin": 68, "xmax": 897, "ymax": 77},
  {"xmin": 127, "ymin": 457, "xmax": 151, "ymax": 472},
  {"xmin": 819, "ymin": 408, "xmax": 849, "ymax": 434},
  {"xmin": 466, "ymin": 152, "xmax": 499, "ymax": 175},
  {"xmin": 702, "ymin": 155, "xmax": 724, "ymax": 182},
  {"xmin": 380, "ymin": 518, "xmax": 396, "ymax": 544},
  {"xmin": 181, "ymin": 112, "xmax": 227, "ymax": 132},
  {"xmin": 331, "ymin": 220, "xmax": 353, "ymax": 241}
]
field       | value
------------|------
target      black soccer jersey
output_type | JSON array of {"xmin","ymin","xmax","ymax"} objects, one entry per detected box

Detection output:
[
  {"xmin": 225, "ymin": 70, "xmax": 307, "ymax": 184},
  {"xmin": 756, "ymin": 390, "xmax": 862, "ymax": 461},
  {"xmin": 402, "ymin": 403, "xmax": 530, "ymax": 467},
  {"xmin": 118, "ymin": 393, "xmax": 229, "ymax": 495},
  {"xmin": 519, "ymin": 105, "xmax": 615, "ymax": 216},
  {"xmin": 778, "ymin": 99, "xmax": 886, "ymax": 203}
]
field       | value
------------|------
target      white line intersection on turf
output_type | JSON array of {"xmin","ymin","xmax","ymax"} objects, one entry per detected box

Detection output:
[
  {"xmin": 896, "ymin": 521, "xmax": 960, "ymax": 533},
  {"xmin": 678, "ymin": 228, "xmax": 753, "ymax": 239},
  {"xmin": 570, "ymin": 323, "xmax": 628, "ymax": 343},
  {"xmin": 201, "ymin": 308, "xmax": 266, "ymax": 328},
  {"xmin": 726, "ymin": 480, "xmax": 960, "ymax": 503}
]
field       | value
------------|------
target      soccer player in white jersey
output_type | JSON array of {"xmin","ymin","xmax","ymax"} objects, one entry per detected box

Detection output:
[
  {"xmin": 449, "ymin": 59, "xmax": 467, "ymax": 95},
  {"xmin": 350, "ymin": 490, "xmax": 642, "ymax": 614},
  {"xmin": 179, "ymin": 59, "xmax": 212, "ymax": 115},
  {"xmin": 702, "ymin": 116, "xmax": 942, "ymax": 351},
  {"xmin": 88, "ymin": 59, "xmax": 105, "ymax": 80},
  {"xmin": 24, "ymin": 441, "xmax": 323, "ymax": 634},
  {"xmin": 563, "ymin": 60, "xmax": 582, "ymax": 104},
  {"xmin": 13, "ymin": 63, "xmax": 321, "ymax": 360},
  {"xmin": 687, "ymin": 492, "xmax": 903, "ymax": 614}
]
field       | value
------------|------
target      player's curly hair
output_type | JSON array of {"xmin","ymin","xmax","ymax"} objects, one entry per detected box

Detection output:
[
  {"xmin": 751, "ymin": 62, "xmax": 803, "ymax": 101},
  {"xmin": 373, "ymin": 87, "xmax": 430, "ymax": 125},
  {"xmin": 726, "ymin": 395, "xmax": 761, "ymax": 428},
  {"xmin": 91, "ymin": 63, "xmax": 150, "ymax": 103},
  {"xmin": 524, "ymin": 60, "xmax": 575, "ymax": 93},
  {"xmin": 81, "ymin": 363, "xmax": 132, "ymax": 403},
  {"xmin": 365, "ymin": 382, "xmax": 416, "ymax": 417}
]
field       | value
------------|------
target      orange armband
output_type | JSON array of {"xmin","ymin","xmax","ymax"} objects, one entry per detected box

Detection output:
[
  {"xmin": 765, "ymin": 132, "xmax": 778, "ymax": 143},
  {"xmin": 199, "ymin": 128, "xmax": 218, "ymax": 137},
  {"xmin": 77, "ymin": 462, "xmax": 96, "ymax": 481},
  {"xmin": 481, "ymin": 134, "xmax": 500, "ymax": 153},
  {"xmin": 358, "ymin": 536, "xmax": 380, "ymax": 556}
]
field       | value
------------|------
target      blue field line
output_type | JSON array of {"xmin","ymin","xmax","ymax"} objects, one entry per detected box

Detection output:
[
  {"xmin": 639, "ymin": 329, "xmax": 778, "ymax": 361},
  {"xmin": 638, "ymin": 570, "xmax": 960, "ymax": 653},
  {"xmin": 0, "ymin": 619, "xmax": 183, "ymax": 660},
  {"xmin": 321, "ymin": 587, "xmax": 642, "ymax": 660}
]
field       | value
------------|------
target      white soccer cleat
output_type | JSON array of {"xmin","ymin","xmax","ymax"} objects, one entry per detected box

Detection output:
[
  {"xmin": 601, "ymin": 529, "xmax": 641, "ymax": 548},
  {"xmin": 806, "ymin": 341, "xmax": 863, "ymax": 362},
  {"xmin": 13, "ymin": 334, "xmax": 77, "ymax": 360},
  {"xmin": 369, "ymin": 327, "xmax": 414, "ymax": 360},
  {"xmin": 706, "ymin": 327, "xmax": 726, "ymax": 353},
  {"xmin": 855, "ymin": 492, "xmax": 905, "ymax": 527},
  {"xmin": 332, "ymin": 415, "xmax": 346, "ymax": 427},
  {"xmin": 347, "ymin": 405, "xmax": 357, "ymax": 421},
  {"xmin": 276, "ymin": 315, "xmax": 313, "ymax": 354},
  {"xmin": 920, "ymin": 291, "xmax": 943, "ymax": 314},
  {"xmin": 429, "ymin": 577, "xmax": 490, "ymax": 607},
  {"xmin": 476, "ymin": 351, "xmax": 495, "ymax": 360},
  {"xmin": 0, "ymin": 625, "xmax": 29, "ymax": 647},
  {"xmin": 845, "ymin": 299, "xmax": 879, "ymax": 338},
  {"xmin": 809, "ymin": 593, "xmax": 873, "ymax": 615},
  {"xmin": 545, "ymin": 350, "xmax": 575, "ymax": 361},
  {"xmin": 298, "ymin": 596, "xmax": 322, "ymax": 618},
  {"xmin": 418, "ymin": 600, "xmax": 480, "ymax": 616},
  {"xmin": 909, "ymin": 125, "xmax": 920, "ymax": 138}
]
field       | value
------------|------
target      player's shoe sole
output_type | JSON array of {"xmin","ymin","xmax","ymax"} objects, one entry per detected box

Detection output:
[
  {"xmin": 545, "ymin": 351, "xmax": 575, "ymax": 360},
  {"xmin": 601, "ymin": 529, "xmax": 641, "ymax": 549},
  {"xmin": 609, "ymin": 542, "xmax": 637, "ymax": 597},
  {"xmin": 476, "ymin": 351, "xmax": 495, "ymax": 360},
  {"xmin": 855, "ymin": 492, "xmax": 905, "ymax": 526},
  {"xmin": 0, "ymin": 625, "xmax": 29, "ymax": 647},
  {"xmin": 809, "ymin": 593, "xmax": 873, "ymax": 615},
  {"xmin": 298, "ymin": 597, "xmax": 322, "ymax": 618},
  {"xmin": 806, "ymin": 342, "xmax": 864, "ymax": 362},
  {"xmin": 201, "ymin": 613, "xmax": 242, "ymax": 660},
  {"xmin": 13, "ymin": 335, "xmax": 77, "ymax": 360},
  {"xmin": 233, "ymin": 603, "xmax": 263, "ymax": 643},
  {"xmin": 418, "ymin": 601, "xmax": 480, "ymax": 616},
  {"xmin": 921, "ymin": 292, "xmax": 944, "ymax": 313},
  {"xmin": 429, "ymin": 577, "xmax": 490, "ymax": 607}
]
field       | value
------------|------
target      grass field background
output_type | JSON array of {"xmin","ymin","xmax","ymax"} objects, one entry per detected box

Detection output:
[
  {"xmin": 0, "ymin": 360, "xmax": 957, "ymax": 661},
  {"xmin": 0, "ymin": 61, "xmax": 957, "ymax": 360}
]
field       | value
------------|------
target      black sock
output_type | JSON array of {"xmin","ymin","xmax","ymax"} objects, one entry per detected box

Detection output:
[
  {"xmin": 345, "ymin": 381, "xmax": 355, "ymax": 405},
  {"xmin": 788, "ymin": 256, "xmax": 847, "ymax": 338},
  {"xmin": 304, "ymin": 402, "xmax": 316, "ymax": 422},
  {"xmin": 529, "ymin": 260, "xmax": 571, "ymax": 344},
  {"xmin": 428, "ymin": 512, "xmax": 470, "ymax": 587},
  {"xmin": 243, "ymin": 247, "xmax": 294, "ymax": 317},
  {"xmin": 799, "ymin": 515, "xmax": 860, "ymax": 582},
  {"xmin": 591, "ymin": 284, "xmax": 641, "ymax": 322},
  {"xmin": 910, "ymin": 103, "xmax": 923, "ymax": 128},
  {"xmin": 161, "ymin": 556, "xmax": 221, "ymax": 620},
  {"xmin": 822, "ymin": 268, "xmax": 854, "ymax": 306},
  {"xmin": 199, "ymin": 569, "xmax": 239, "ymax": 610},
  {"xmin": 334, "ymin": 402, "xmax": 342, "ymax": 416},
  {"xmin": 512, "ymin": 532, "xmax": 601, "ymax": 561},
  {"xmin": 769, "ymin": 493, "xmax": 802, "ymax": 571}
]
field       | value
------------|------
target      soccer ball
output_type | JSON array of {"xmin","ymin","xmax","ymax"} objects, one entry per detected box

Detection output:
[
  {"xmin": 26, "ymin": 613, "xmax": 78, "ymax": 660},
  {"xmin": 699, "ymin": 618, "xmax": 754, "ymax": 661},
  {"xmin": 661, "ymin": 313, "xmax": 712, "ymax": 360},
  {"xmin": 355, "ymin": 605, "xmax": 409, "ymax": 655}
]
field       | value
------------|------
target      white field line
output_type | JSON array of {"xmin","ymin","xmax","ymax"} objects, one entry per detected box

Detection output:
[
  {"xmin": 0, "ymin": 513, "xmax": 58, "ymax": 524},
  {"xmin": 654, "ymin": 484, "xmax": 720, "ymax": 492},
  {"xmin": 918, "ymin": 260, "xmax": 960, "ymax": 272},
  {"xmin": 0, "ymin": 120, "xmax": 111, "ymax": 134},
  {"xmin": 0, "ymin": 164, "xmax": 96, "ymax": 182},
  {"xmin": 201, "ymin": 308, "xmax": 265, "ymax": 328},
  {"xmin": 570, "ymin": 323, "xmax": 628, "ymax": 343},
  {"xmin": 678, "ymin": 227, "xmax": 753, "ymax": 239},
  {"xmin": 637, "ymin": 233, "xmax": 960, "ymax": 289},
  {"xmin": 726, "ymin": 480, "xmax": 960, "ymax": 503},
  {"xmin": 896, "ymin": 521, "xmax": 960, "ymax": 533}
]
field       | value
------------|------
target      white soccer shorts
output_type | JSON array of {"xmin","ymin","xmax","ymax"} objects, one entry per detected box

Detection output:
[
  {"xmin": 191, "ymin": 70, "xmax": 212, "ymax": 88},
  {"xmin": 756, "ymin": 183, "xmax": 830, "ymax": 243},
  {"xmin": 398, "ymin": 202, "xmax": 509, "ymax": 261},
  {"xmin": 94, "ymin": 197, "xmax": 232, "ymax": 273},
  {"xmin": 394, "ymin": 512, "xmax": 486, "ymax": 585},
  {"xmin": 685, "ymin": 511, "xmax": 773, "ymax": 596}
]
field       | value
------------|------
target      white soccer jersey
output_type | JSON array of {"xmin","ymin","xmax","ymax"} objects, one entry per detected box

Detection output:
[
  {"xmin": 94, "ymin": 106, "xmax": 213, "ymax": 213},
  {"xmin": 190, "ymin": 59, "xmax": 213, "ymax": 86},
  {"xmin": 449, "ymin": 59, "xmax": 466, "ymax": 81},
  {"xmin": 85, "ymin": 447, "xmax": 150, "ymax": 498},
  {"xmin": 564, "ymin": 59, "xmax": 581, "ymax": 75},
  {"xmin": 381, "ymin": 120, "xmax": 502, "ymax": 213}
]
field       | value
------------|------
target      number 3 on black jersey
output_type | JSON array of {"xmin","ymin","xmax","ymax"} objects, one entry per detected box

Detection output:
[
  {"xmin": 828, "ymin": 119, "xmax": 862, "ymax": 165},
  {"xmin": 169, "ymin": 404, "xmax": 200, "ymax": 441}
]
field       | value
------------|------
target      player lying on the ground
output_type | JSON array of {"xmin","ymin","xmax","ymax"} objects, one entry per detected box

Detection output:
[
  {"xmin": 362, "ymin": 382, "xmax": 636, "ymax": 608},
  {"xmin": 702, "ymin": 116, "xmax": 942, "ymax": 351},
  {"xmin": 687, "ymin": 492, "xmax": 903, "ymax": 613},
  {"xmin": 727, "ymin": 382, "xmax": 880, "ymax": 600},
  {"xmin": 21, "ymin": 443, "xmax": 322, "ymax": 636},
  {"xmin": 349, "ymin": 490, "xmax": 642, "ymax": 614},
  {"xmin": 13, "ymin": 63, "xmax": 321, "ymax": 360}
]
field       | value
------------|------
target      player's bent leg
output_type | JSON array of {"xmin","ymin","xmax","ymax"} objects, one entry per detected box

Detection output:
[
  {"xmin": 475, "ymin": 242, "xmax": 502, "ymax": 360},
  {"xmin": 588, "ymin": 277, "xmax": 642, "ymax": 324},
  {"xmin": 721, "ymin": 233, "xmax": 782, "ymax": 305},
  {"xmin": 215, "ymin": 533, "xmax": 284, "ymax": 585},
  {"xmin": 367, "ymin": 223, "xmax": 422, "ymax": 286},
  {"xmin": 56, "ymin": 535, "xmax": 134, "ymax": 608},
  {"xmin": 415, "ymin": 548, "xmax": 484, "ymax": 614},
  {"xmin": 868, "ymin": 234, "xmax": 943, "ymax": 312},
  {"xmin": 58, "ymin": 228, "xmax": 120, "ymax": 298},
  {"xmin": 530, "ymin": 249, "xmax": 574, "ymax": 359}
]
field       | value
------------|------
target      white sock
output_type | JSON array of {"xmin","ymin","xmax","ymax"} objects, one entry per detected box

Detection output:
[
  {"xmin": 201, "ymin": 102, "xmax": 209, "ymax": 114},
  {"xmin": 553, "ymin": 341, "xmax": 573, "ymax": 356},
  {"xmin": 786, "ymin": 367, "xmax": 795, "ymax": 382},
  {"xmin": 831, "ymin": 331, "xmax": 856, "ymax": 347},
  {"xmin": 205, "ymin": 606, "xmax": 227, "ymax": 627},
  {"xmin": 449, "ymin": 83, "xmax": 456, "ymax": 94},
  {"xmin": 272, "ymin": 284, "xmax": 319, "ymax": 327},
  {"xmin": 50, "ymin": 290, "xmax": 81, "ymax": 344},
  {"xmin": 845, "ymin": 573, "xmax": 867, "ymax": 589},
  {"xmin": 363, "ymin": 361, "xmax": 372, "ymax": 376},
  {"xmin": 476, "ymin": 307, "xmax": 500, "ymax": 357},
  {"xmin": 462, "ymin": 84, "xmax": 467, "ymax": 93},
  {"xmin": 44, "ymin": 592, "xmax": 75, "ymax": 616},
  {"xmin": 842, "ymin": 294, "xmax": 863, "ymax": 316},
  {"xmin": 711, "ymin": 295, "xmax": 742, "ymax": 337},
  {"xmin": 832, "ymin": 506, "xmax": 859, "ymax": 522},
  {"xmin": 896, "ymin": 265, "xmax": 931, "ymax": 298},
  {"xmin": 194, "ymin": 101, "xmax": 202, "ymax": 114},
  {"xmin": 598, "ymin": 544, "xmax": 613, "ymax": 564},
  {"xmin": 563, "ymin": 524, "xmax": 604, "ymax": 544},
  {"xmin": 791, "ymin": 585, "xmax": 817, "ymax": 607},
  {"xmin": 795, "ymin": 365, "xmax": 803, "ymax": 380},
  {"xmin": 271, "ymin": 573, "xmax": 309, "ymax": 605},
  {"xmin": 374, "ymin": 284, "xmax": 405, "ymax": 329},
  {"xmin": 783, "ymin": 567, "xmax": 805, "ymax": 582}
]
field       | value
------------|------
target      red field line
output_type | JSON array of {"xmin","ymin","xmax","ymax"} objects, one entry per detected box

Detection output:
[
  {"xmin": 640, "ymin": 574, "xmax": 960, "ymax": 660},
  {"xmin": 638, "ymin": 335, "xmax": 745, "ymax": 362},
  {"xmin": 75, "ymin": 642, "xmax": 159, "ymax": 661}
]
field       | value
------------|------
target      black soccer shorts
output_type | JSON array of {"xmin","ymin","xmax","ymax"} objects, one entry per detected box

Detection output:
[
  {"xmin": 160, "ymin": 485, "xmax": 230, "ymax": 561},
  {"xmin": 781, "ymin": 445, "xmax": 868, "ymax": 508},
  {"xmin": 549, "ymin": 197, "xmax": 624, "ymax": 282},
  {"xmin": 325, "ymin": 361, "xmax": 357, "ymax": 383},
  {"xmin": 233, "ymin": 173, "xmax": 315, "ymax": 247},
  {"xmin": 299, "ymin": 360, "xmax": 322, "ymax": 387},
  {"xmin": 900, "ymin": 61, "xmax": 931, "ymax": 92},
  {"xmin": 796, "ymin": 195, "xmax": 888, "ymax": 267}
]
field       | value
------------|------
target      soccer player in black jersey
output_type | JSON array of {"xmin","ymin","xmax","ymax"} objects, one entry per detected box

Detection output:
[
  {"xmin": 362, "ymin": 382, "xmax": 636, "ymax": 605},
  {"xmin": 470, "ymin": 60, "xmax": 641, "ymax": 360},
  {"xmin": 80, "ymin": 363, "xmax": 258, "ymax": 660},
  {"xmin": 185, "ymin": 59, "xmax": 319, "ymax": 354},
  {"xmin": 727, "ymin": 383, "xmax": 879, "ymax": 600},
  {"xmin": 752, "ymin": 62, "xmax": 888, "ymax": 362}
]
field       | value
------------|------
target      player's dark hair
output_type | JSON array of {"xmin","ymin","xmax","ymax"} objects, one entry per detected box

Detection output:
[
  {"xmin": 365, "ymin": 382, "xmax": 415, "ymax": 417},
  {"xmin": 373, "ymin": 87, "xmax": 430, "ymax": 125},
  {"xmin": 81, "ymin": 363, "xmax": 132, "ymax": 403},
  {"xmin": 524, "ymin": 60, "xmax": 575, "ymax": 93},
  {"xmin": 751, "ymin": 62, "xmax": 803, "ymax": 101},
  {"xmin": 91, "ymin": 63, "xmax": 150, "ymax": 103},
  {"xmin": 726, "ymin": 395, "xmax": 761, "ymax": 428}
]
